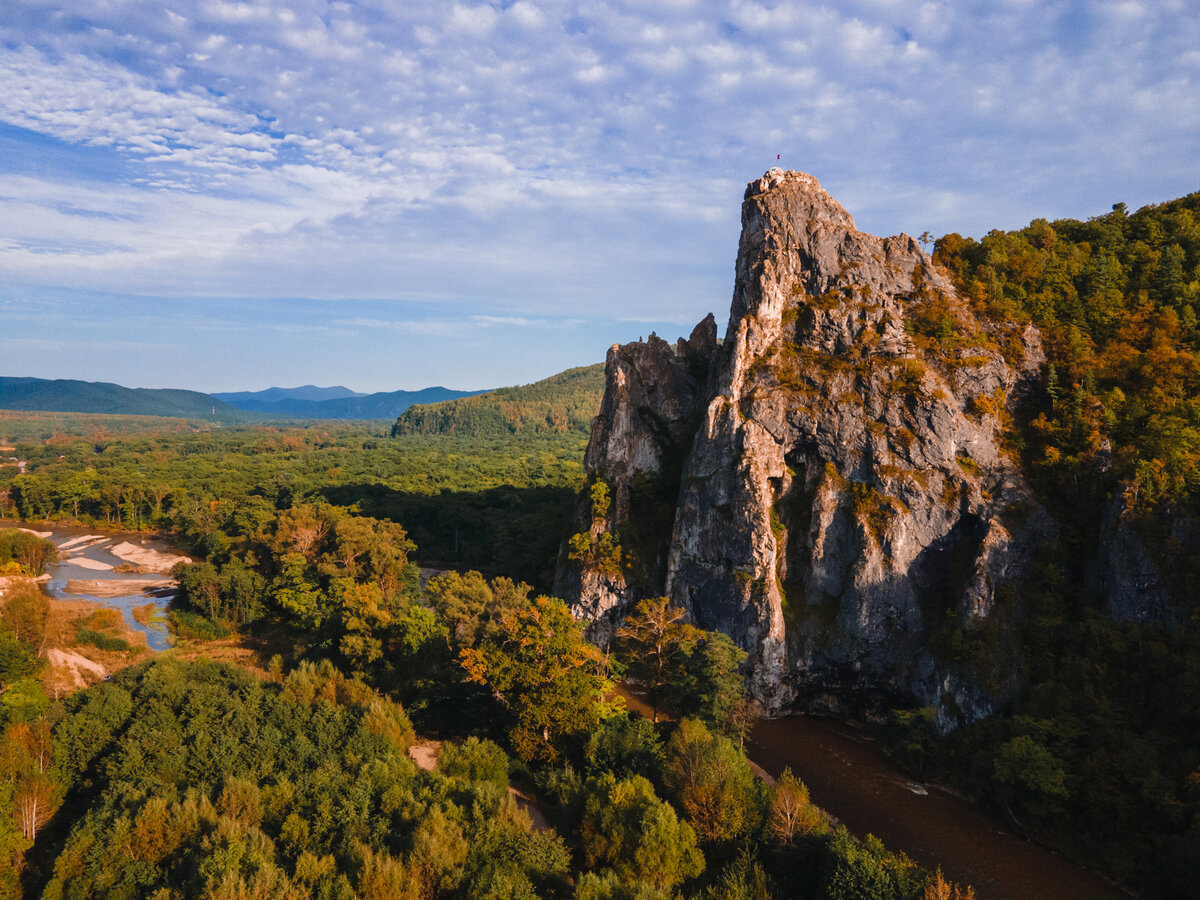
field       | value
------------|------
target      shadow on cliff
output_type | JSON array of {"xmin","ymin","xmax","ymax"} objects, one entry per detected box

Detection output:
[{"xmin": 315, "ymin": 482, "xmax": 576, "ymax": 594}]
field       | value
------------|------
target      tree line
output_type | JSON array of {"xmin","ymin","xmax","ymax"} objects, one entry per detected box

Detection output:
[{"xmin": 0, "ymin": 421, "xmax": 586, "ymax": 591}]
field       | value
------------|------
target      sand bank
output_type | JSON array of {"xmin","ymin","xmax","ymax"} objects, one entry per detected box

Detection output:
[
  {"xmin": 109, "ymin": 541, "xmax": 190, "ymax": 574},
  {"xmin": 47, "ymin": 648, "xmax": 108, "ymax": 689},
  {"xmin": 57, "ymin": 534, "xmax": 109, "ymax": 550},
  {"xmin": 65, "ymin": 577, "xmax": 172, "ymax": 598}
]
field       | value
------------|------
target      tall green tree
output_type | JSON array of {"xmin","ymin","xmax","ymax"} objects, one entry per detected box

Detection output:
[
  {"xmin": 460, "ymin": 594, "xmax": 612, "ymax": 763},
  {"xmin": 663, "ymin": 718, "xmax": 764, "ymax": 846},
  {"xmin": 577, "ymin": 773, "xmax": 705, "ymax": 891},
  {"xmin": 616, "ymin": 596, "xmax": 698, "ymax": 723},
  {"xmin": 664, "ymin": 632, "xmax": 749, "ymax": 735}
]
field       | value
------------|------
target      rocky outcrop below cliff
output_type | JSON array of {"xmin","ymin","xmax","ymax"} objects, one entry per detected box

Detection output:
[
  {"xmin": 553, "ymin": 317, "xmax": 716, "ymax": 641},
  {"xmin": 561, "ymin": 170, "xmax": 1055, "ymax": 724},
  {"xmin": 1095, "ymin": 490, "xmax": 1199, "ymax": 628}
]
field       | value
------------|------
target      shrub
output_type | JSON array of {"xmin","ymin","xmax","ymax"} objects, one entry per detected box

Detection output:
[
  {"xmin": 75, "ymin": 627, "xmax": 130, "ymax": 652},
  {"xmin": 439, "ymin": 736, "xmax": 509, "ymax": 790},
  {"xmin": 167, "ymin": 608, "xmax": 231, "ymax": 640}
]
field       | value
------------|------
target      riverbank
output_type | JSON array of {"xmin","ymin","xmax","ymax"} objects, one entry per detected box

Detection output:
[
  {"xmin": 1, "ymin": 520, "xmax": 183, "ymax": 651},
  {"xmin": 0, "ymin": 573, "xmax": 150, "ymax": 696}
]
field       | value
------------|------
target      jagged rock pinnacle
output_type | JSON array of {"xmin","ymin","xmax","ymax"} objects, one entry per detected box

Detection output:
[{"xmin": 562, "ymin": 171, "xmax": 1050, "ymax": 725}]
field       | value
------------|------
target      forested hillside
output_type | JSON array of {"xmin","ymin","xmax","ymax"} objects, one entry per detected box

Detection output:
[
  {"xmin": 934, "ymin": 189, "xmax": 1200, "ymax": 512},
  {"xmin": 393, "ymin": 364, "xmax": 604, "ymax": 438},
  {"xmin": 0, "ymin": 410, "xmax": 218, "ymax": 443},
  {"xmin": 906, "ymin": 190, "xmax": 1200, "ymax": 896}
]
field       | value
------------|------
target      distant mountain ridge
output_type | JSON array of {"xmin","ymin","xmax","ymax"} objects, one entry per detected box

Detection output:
[
  {"xmin": 213, "ymin": 385, "xmax": 365, "ymax": 404},
  {"xmin": 393, "ymin": 364, "xmax": 605, "ymax": 437},
  {"xmin": 0, "ymin": 377, "xmax": 487, "ymax": 421},
  {"xmin": 0, "ymin": 376, "xmax": 240, "ymax": 419},
  {"xmin": 219, "ymin": 386, "xmax": 487, "ymax": 419}
]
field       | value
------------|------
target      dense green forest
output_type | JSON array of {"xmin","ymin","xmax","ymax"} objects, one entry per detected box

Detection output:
[
  {"xmin": 0, "ymin": 423, "xmax": 585, "ymax": 591},
  {"xmin": 393, "ymin": 364, "xmax": 604, "ymax": 439},
  {"xmin": 0, "ymin": 410, "xmax": 222, "ymax": 444},
  {"xmin": 934, "ymin": 190, "xmax": 1200, "ymax": 511},
  {"xmin": 1, "ymin": 515, "xmax": 966, "ymax": 898}
]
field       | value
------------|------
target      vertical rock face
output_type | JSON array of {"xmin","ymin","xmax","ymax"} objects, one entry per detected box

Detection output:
[
  {"xmin": 1095, "ymin": 491, "xmax": 1196, "ymax": 628},
  {"xmin": 562, "ymin": 170, "xmax": 1050, "ymax": 722},
  {"xmin": 553, "ymin": 318, "xmax": 717, "ymax": 640}
]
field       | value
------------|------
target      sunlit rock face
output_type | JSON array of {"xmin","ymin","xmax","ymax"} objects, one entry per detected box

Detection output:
[
  {"xmin": 562, "ymin": 170, "xmax": 1050, "ymax": 725},
  {"xmin": 553, "ymin": 317, "xmax": 717, "ymax": 644}
]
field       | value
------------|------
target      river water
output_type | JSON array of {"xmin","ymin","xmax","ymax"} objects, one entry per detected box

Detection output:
[
  {"xmin": 618, "ymin": 685, "xmax": 1130, "ymax": 900},
  {"xmin": 748, "ymin": 715, "xmax": 1132, "ymax": 900},
  {"xmin": 15, "ymin": 523, "xmax": 182, "ymax": 651}
]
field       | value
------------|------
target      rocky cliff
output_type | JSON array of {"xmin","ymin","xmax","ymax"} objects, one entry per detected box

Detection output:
[
  {"xmin": 554, "ymin": 318, "xmax": 716, "ymax": 640},
  {"xmin": 562, "ymin": 170, "xmax": 1053, "ymax": 724}
]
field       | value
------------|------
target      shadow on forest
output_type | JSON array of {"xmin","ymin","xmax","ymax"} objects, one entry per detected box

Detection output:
[{"xmin": 316, "ymin": 483, "xmax": 578, "ymax": 594}]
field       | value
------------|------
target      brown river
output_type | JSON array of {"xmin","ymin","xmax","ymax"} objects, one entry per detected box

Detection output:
[
  {"xmin": 748, "ymin": 716, "xmax": 1132, "ymax": 900},
  {"xmin": 619, "ymin": 686, "xmax": 1131, "ymax": 900}
]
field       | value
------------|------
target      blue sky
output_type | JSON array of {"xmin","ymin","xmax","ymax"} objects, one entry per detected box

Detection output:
[{"xmin": 1, "ymin": 1, "xmax": 1197, "ymax": 394}]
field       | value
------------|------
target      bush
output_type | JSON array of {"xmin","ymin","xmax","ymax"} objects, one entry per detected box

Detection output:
[
  {"xmin": 582, "ymin": 714, "xmax": 664, "ymax": 782},
  {"xmin": 0, "ymin": 528, "xmax": 58, "ymax": 575},
  {"xmin": 439, "ymin": 736, "xmax": 509, "ymax": 790},
  {"xmin": 75, "ymin": 627, "xmax": 130, "ymax": 652},
  {"xmin": 167, "ymin": 608, "xmax": 231, "ymax": 640}
]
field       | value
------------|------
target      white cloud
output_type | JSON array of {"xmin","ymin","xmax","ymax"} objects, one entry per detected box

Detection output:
[{"xmin": 0, "ymin": 0, "xmax": 1196, "ymax": 389}]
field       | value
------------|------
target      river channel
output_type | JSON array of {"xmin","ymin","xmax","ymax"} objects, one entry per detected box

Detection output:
[
  {"xmin": 619, "ymin": 686, "xmax": 1130, "ymax": 900},
  {"xmin": 748, "ymin": 716, "xmax": 1131, "ymax": 900},
  {"xmin": 15, "ymin": 523, "xmax": 186, "ymax": 651}
]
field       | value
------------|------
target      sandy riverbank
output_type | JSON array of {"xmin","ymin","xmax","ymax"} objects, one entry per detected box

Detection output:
[
  {"xmin": 46, "ymin": 648, "xmax": 108, "ymax": 689},
  {"xmin": 65, "ymin": 577, "xmax": 173, "ymax": 598},
  {"xmin": 108, "ymin": 540, "xmax": 190, "ymax": 573}
]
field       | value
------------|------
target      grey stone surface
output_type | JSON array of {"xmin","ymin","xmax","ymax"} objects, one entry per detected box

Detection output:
[{"xmin": 561, "ymin": 170, "xmax": 1055, "ymax": 725}]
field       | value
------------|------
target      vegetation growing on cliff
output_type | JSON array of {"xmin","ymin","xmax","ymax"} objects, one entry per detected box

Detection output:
[
  {"xmin": 908, "ymin": 191, "xmax": 1200, "ymax": 898},
  {"xmin": 567, "ymin": 481, "xmax": 624, "ymax": 577},
  {"xmin": 935, "ymin": 190, "xmax": 1200, "ymax": 511}
]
